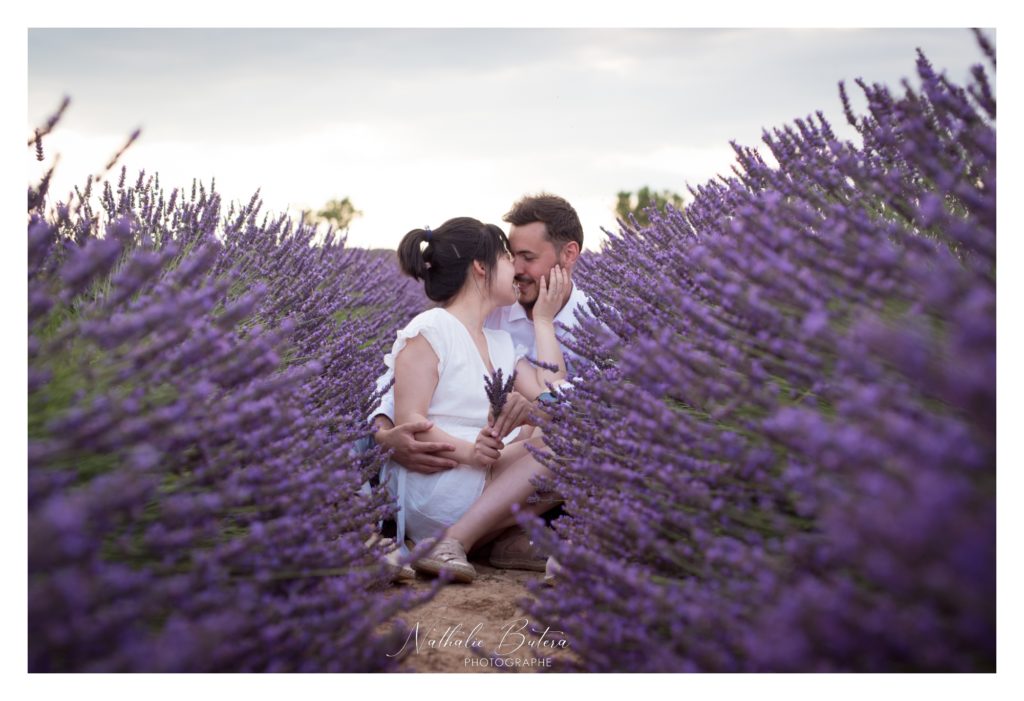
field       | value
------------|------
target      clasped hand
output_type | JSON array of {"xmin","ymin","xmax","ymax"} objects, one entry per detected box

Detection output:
[
  {"xmin": 487, "ymin": 390, "xmax": 534, "ymax": 440},
  {"xmin": 472, "ymin": 427, "xmax": 504, "ymax": 468}
]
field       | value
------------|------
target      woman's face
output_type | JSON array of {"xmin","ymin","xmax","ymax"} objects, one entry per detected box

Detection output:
[{"xmin": 490, "ymin": 251, "xmax": 518, "ymax": 306}]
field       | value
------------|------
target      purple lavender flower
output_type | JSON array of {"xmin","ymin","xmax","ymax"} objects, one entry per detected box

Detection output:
[
  {"xmin": 525, "ymin": 355, "xmax": 560, "ymax": 373},
  {"xmin": 484, "ymin": 367, "xmax": 517, "ymax": 418}
]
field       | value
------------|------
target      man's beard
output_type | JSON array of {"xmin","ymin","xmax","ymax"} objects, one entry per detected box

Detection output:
[{"xmin": 515, "ymin": 278, "xmax": 537, "ymax": 309}]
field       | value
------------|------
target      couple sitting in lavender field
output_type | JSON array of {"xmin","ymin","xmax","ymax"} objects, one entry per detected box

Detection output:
[{"xmin": 367, "ymin": 194, "xmax": 590, "ymax": 584}]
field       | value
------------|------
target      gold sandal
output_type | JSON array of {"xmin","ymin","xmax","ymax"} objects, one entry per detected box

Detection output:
[
  {"xmin": 542, "ymin": 555, "xmax": 562, "ymax": 586},
  {"xmin": 413, "ymin": 536, "xmax": 477, "ymax": 583},
  {"xmin": 366, "ymin": 534, "xmax": 416, "ymax": 582}
]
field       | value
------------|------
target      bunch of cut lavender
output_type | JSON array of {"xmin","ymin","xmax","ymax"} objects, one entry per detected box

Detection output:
[
  {"xmin": 514, "ymin": 32, "xmax": 995, "ymax": 673},
  {"xmin": 483, "ymin": 367, "xmax": 517, "ymax": 418}
]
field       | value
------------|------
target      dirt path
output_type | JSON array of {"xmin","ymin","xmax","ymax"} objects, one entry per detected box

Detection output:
[{"xmin": 378, "ymin": 557, "xmax": 578, "ymax": 673}]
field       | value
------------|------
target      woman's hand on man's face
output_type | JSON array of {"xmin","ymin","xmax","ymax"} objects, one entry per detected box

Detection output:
[{"xmin": 531, "ymin": 265, "xmax": 568, "ymax": 323}]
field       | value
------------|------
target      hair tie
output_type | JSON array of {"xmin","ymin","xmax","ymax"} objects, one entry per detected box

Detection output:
[{"xmin": 424, "ymin": 226, "xmax": 432, "ymax": 242}]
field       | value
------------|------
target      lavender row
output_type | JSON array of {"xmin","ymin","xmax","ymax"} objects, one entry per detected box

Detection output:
[
  {"xmin": 520, "ymin": 38, "xmax": 995, "ymax": 672},
  {"xmin": 28, "ymin": 154, "xmax": 433, "ymax": 670}
]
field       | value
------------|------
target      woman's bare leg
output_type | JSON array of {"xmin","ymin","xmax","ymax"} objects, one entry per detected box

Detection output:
[{"xmin": 446, "ymin": 434, "xmax": 563, "ymax": 554}]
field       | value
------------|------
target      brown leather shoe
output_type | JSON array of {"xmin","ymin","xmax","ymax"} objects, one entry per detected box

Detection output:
[{"xmin": 488, "ymin": 527, "xmax": 548, "ymax": 572}]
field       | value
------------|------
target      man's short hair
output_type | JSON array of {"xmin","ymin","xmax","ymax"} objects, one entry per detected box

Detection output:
[{"xmin": 503, "ymin": 193, "xmax": 583, "ymax": 251}]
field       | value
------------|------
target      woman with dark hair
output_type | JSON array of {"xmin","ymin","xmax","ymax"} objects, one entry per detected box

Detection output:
[{"xmin": 380, "ymin": 216, "xmax": 568, "ymax": 583}]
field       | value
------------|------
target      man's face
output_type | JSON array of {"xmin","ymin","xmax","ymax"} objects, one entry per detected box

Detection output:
[{"xmin": 509, "ymin": 222, "xmax": 560, "ymax": 309}]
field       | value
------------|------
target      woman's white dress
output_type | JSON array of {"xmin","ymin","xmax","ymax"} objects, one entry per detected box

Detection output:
[{"xmin": 379, "ymin": 307, "xmax": 524, "ymax": 555}]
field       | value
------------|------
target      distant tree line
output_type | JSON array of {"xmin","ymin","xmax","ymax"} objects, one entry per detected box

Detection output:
[{"xmin": 615, "ymin": 186, "xmax": 685, "ymax": 228}]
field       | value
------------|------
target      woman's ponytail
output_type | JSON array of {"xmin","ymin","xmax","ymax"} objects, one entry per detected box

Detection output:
[{"xmin": 397, "ymin": 228, "xmax": 432, "ymax": 281}]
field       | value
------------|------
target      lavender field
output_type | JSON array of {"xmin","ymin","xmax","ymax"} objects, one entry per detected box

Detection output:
[{"xmin": 27, "ymin": 34, "xmax": 996, "ymax": 672}]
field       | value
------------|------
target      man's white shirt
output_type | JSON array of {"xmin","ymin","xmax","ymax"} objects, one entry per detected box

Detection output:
[{"xmin": 369, "ymin": 283, "xmax": 592, "ymax": 423}]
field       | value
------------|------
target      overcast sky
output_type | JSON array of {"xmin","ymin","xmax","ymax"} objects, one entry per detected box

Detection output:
[{"xmin": 27, "ymin": 28, "xmax": 991, "ymax": 250}]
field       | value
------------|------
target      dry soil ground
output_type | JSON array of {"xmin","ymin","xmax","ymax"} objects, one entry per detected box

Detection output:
[{"xmin": 376, "ymin": 551, "xmax": 579, "ymax": 673}]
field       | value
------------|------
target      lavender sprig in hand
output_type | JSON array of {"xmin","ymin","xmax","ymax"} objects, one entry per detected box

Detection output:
[{"xmin": 483, "ymin": 367, "xmax": 517, "ymax": 419}]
